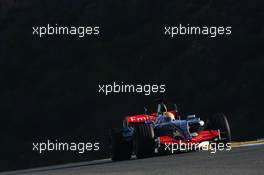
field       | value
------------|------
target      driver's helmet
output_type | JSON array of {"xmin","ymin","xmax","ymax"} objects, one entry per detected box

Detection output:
[
  {"xmin": 164, "ymin": 112, "xmax": 175, "ymax": 120},
  {"xmin": 162, "ymin": 112, "xmax": 175, "ymax": 122}
]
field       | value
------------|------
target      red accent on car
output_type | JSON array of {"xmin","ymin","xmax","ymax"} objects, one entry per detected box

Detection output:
[
  {"xmin": 126, "ymin": 114, "xmax": 156, "ymax": 123},
  {"xmin": 126, "ymin": 111, "xmax": 178, "ymax": 124},
  {"xmin": 159, "ymin": 129, "xmax": 219, "ymax": 145}
]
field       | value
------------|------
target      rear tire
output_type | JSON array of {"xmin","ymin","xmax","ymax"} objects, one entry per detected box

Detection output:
[
  {"xmin": 110, "ymin": 129, "xmax": 132, "ymax": 161},
  {"xmin": 206, "ymin": 113, "xmax": 231, "ymax": 143},
  {"xmin": 133, "ymin": 123, "xmax": 155, "ymax": 159}
]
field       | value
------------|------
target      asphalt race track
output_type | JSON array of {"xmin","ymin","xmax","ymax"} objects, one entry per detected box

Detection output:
[{"xmin": 2, "ymin": 144, "xmax": 264, "ymax": 175}]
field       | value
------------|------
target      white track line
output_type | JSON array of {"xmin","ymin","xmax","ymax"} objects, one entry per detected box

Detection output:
[{"xmin": 235, "ymin": 142, "xmax": 264, "ymax": 148}]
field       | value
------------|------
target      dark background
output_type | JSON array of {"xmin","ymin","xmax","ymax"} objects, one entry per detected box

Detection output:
[{"xmin": 0, "ymin": 0, "xmax": 263, "ymax": 172}]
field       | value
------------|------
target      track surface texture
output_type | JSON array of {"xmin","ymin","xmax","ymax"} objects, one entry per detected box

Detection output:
[{"xmin": 2, "ymin": 144, "xmax": 264, "ymax": 175}]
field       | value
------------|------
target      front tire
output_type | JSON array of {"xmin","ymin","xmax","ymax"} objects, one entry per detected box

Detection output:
[
  {"xmin": 206, "ymin": 113, "xmax": 231, "ymax": 143},
  {"xmin": 133, "ymin": 123, "xmax": 155, "ymax": 159},
  {"xmin": 110, "ymin": 129, "xmax": 132, "ymax": 161}
]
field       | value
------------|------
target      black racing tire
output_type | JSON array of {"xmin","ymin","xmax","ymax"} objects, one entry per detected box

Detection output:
[
  {"xmin": 133, "ymin": 123, "xmax": 155, "ymax": 159},
  {"xmin": 206, "ymin": 113, "xmax": 231, "ymax": 143},
  {"xmin": 110, "ymin": 129, "xmax": 132, "ymax": 161}
]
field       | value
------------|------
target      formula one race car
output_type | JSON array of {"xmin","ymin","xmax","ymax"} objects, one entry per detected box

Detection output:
[{"xmin": 110, "ymin": 100, "xmax": 231, "ymax": 161}]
